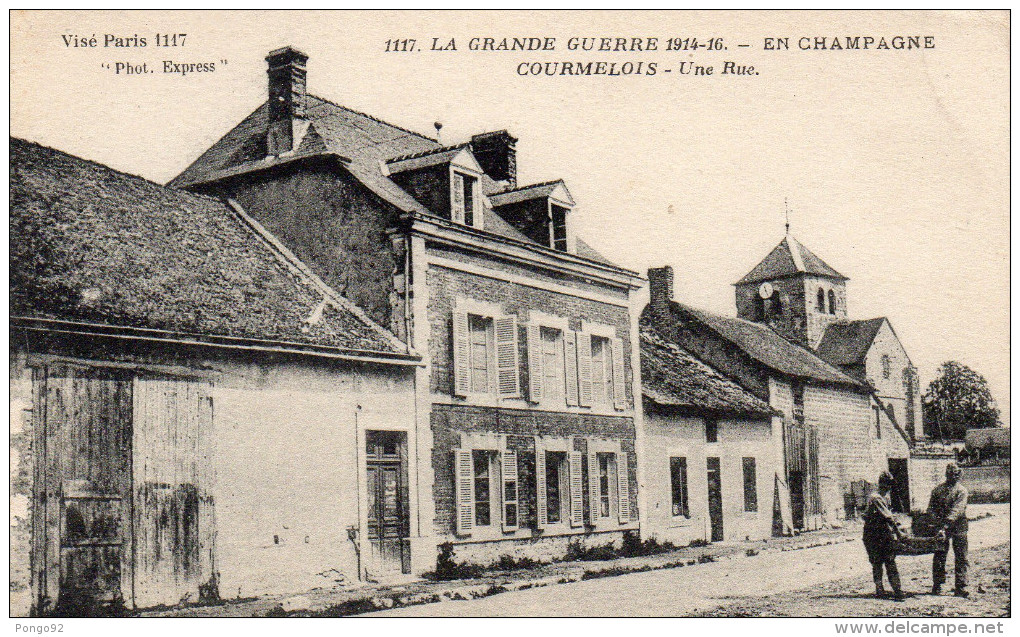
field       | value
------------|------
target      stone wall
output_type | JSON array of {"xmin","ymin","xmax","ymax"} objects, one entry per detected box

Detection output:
[
  {"xmin": 209, "ymin": 161, "xmax": 402, "ymax": 329},
  {"xmin": 804, "ymin": 384, "xmax": 881, "ymax": 520}
]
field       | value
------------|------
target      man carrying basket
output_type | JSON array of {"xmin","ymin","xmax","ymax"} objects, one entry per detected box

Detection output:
[
  {"xmin": 863, "ymin": 471, "xmax": 905, "ymax": 600},
  {"xmin": 927, "ymin": 463, "xmax": 969, "ymax": 597}
]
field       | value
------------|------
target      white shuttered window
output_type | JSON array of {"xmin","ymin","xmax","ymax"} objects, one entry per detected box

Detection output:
[
  {"xmin": 454, "ymin": 449, "xmax": 475, "ymax": 535},
  {"xmin": 568, "ymin": 451, "xmax": 584, "ymax": 527},
  {"xmin": 452, "ymin": 307, "xmax": 519, "ymax": 398}
]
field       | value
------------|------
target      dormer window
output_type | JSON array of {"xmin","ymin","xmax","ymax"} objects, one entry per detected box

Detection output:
[
  {"xmin": 551, "ymin": 205, "xmax": 568, "ymax": 251},
  {"xmin": 452, "ymin": 172, "xmax": 479, "ymax": 227}
]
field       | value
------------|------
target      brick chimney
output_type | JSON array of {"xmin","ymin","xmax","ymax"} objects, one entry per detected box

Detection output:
[
  {"xmin": 470, "ymin": 130, "xmax": 517, "ymax": 188},
  {"xmin": 266, "ymin": 46, "xmax": 310, "ymax": 156},
  {"xmin": 648, "ymin": 266, "xmax": 674, "ymax": 312}
]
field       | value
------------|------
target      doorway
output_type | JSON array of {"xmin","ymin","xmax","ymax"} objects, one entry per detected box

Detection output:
[
  {"xmin": 789, "ymin": 471, "xmax": 806, "ymax": 530},
  {"xmin": 365, "ymin": 431, "xmax": 410, "ymax": 575},
  {"xmin": 888, "ymin": 459, "xmax": 910, "ymax": 513},
  {"xmin": 32, "ymin": 365, "xmax": 134, "ymax": 615},
  {"xmin": 706, "ymin": 457, "xmax": 724, "ymax": 542}
]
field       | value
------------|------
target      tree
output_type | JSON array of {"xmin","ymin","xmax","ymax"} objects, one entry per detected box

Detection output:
[{"xmin": 922, "ymin": 361, "xmax": 1000, "ymax": 440}]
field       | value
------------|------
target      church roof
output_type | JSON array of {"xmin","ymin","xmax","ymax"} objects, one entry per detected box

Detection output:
[
  {"xmin": 736, "ymin": 235, "xmax": 847, "ymax": 285},
  {"xmin": 815, "ymin": 318, "xmax": 888, "ymax": 367}
]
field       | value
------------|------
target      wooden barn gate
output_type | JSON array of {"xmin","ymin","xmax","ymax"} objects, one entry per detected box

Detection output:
[{"xmin": 31, "ymin": 362, "xmax": 216, "ymax": 614}]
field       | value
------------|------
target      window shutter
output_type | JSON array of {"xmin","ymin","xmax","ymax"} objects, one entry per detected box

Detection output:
[
  {"xmin": 495, "ymin": 316, "xmax": 520, "ymax": 398},
  {"xmin": 452, "ymin": 173, "xmax": 465, "ymax": 223},
  {"xmin": 527, "ymin": 324, "xmax": 543, "ymax": 403},
  {"xmin": 563, "ymin": 331, "xmax": 579, "ymax": 407},
  {"xmin": 452, "ymin": 311, "xmax": 470, "ymax": 396},
  {"xmin": 454, "ymin": 449, "xmax": 474, "ymax": 535},
  {"xmin": 535, "ymin": 443, "xmax": 548, "ymax": 528},
  {"xmin": 588, "ymin": 450, "xmax": 600, "ymax": 526},
  {"xmin": 568, "ymin": 451, "xmax": 584, "ymax": 528},
  {"xmin": 617, "ymin": 451, "xmax": 631, "ymax": 523},
  {"xmin": 502, "ymin": 450, "xmax": 519, "ymax": 532},
  {"xmin": 611, "ymin": 337, "xmax": 627, "ymax": 410},
  {"xmin": 576, "ymin": 332, "xmax": 593, "ymax": 407}
]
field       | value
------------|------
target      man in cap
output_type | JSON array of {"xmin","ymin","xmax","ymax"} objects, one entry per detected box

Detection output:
[{"xmin": 926, "ymin": 463, "xmax": 969, "ymax": 597}]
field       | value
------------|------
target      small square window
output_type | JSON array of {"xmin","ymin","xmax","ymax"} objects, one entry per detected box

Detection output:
[{"xmin": 705, "ymin": 419, "xmax": 718, "ymax": 443}]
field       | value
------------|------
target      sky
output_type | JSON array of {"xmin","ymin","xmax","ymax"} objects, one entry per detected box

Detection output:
[{"xmin": 11, "ymin": 10, "xmax": 1010, "ymax": 424}]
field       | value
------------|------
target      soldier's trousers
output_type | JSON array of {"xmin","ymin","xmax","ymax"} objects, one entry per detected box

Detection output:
[{"xmin": 932, "ymin": 530, "xmax": 968, "ymax": 591}]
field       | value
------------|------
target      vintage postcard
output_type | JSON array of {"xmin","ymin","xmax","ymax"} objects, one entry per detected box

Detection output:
[{"xmin": 8, "ymin": 9, "xmax": 1010, "ymax": 625}]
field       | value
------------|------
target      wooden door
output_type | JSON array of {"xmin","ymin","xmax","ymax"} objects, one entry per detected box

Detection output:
[
  {"xmin": 888, "ymin": 459, "xmax": 910, "ymax": 513},
  {"xmin": 706, "ymin": 457, "xmax": 724, "ymax": 542},
  {"xmin": 365, "ymin": 431, "xmax": 409, "ymax": 575},
  {"xmin": 33, "ymin": 365, "xmax": 133, "ymax": 615},
  {"xmin": 789, "ymin": 471, "xmax": 806, "ymax": 530}
]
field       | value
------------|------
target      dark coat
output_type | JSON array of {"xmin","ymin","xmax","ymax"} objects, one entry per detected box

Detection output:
[{"xmin": 863, "ymin": 491, "xmax": 899, "ymax": 563}]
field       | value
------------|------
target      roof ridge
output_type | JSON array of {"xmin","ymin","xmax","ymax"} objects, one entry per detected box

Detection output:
[
  {"xmin": 672, "ymin": 300, "xmax": 863, "ymax": 386},
  {"xmin": 309, "ymin": 94, "xmax": 438, "ymax": 143},
  {"xmin": 12, "ymin": 137, "xmax": 226, "ymax": 207},
  {"xmin": 496, "ymin": 179, "xmax": 564, "ymax": 194},
  {"xmin": 786, "ymin": 235, "xmax": 807, "ymax": 271},
  {"xmin": 167, "ymin": 103, "xmax": 268, "ymax": 188},
  {"xmin": 225, "ymin": 199, "xmax": 412, "ymax": 354},
  {"xmin": 386, "ymin": 143, "xmax": 468, "ymax": 163}
]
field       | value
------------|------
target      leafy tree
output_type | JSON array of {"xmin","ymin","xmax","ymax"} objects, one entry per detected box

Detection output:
[{"xmin": 922, "ymin": 361, "xmax": 1000, "ymax": 440}]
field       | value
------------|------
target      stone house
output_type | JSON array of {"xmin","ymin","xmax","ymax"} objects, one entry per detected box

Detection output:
[
  {"xmin": 645, "ymin": 255, "xmax": 908, "ymax": 532},
  {"xmin": 170, "ymin": 47, "xmax": 646, "ymax": 570},
  {"xmin": 640, "ymin": 324, "xmax": 779, "ymax": 545},
  {"xmin": 10, "ymin": 138, "xmax": 420, "ymax": 614}
]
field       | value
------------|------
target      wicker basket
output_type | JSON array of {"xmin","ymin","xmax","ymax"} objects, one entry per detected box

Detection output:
[{"xmin": 896, "ymin": 535, "xmax": 945, "ymax": 556}]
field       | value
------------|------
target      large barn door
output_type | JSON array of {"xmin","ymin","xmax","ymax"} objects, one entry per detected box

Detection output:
[
  {"xmin": 33, "ymin": 365, "xmax": 134, "ymax": 616},
  {"xmin": 132, "ymin": 376, "xmax": 216, "ymax": 608}
]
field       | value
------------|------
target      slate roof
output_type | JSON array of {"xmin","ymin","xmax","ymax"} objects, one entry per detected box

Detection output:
[
  {"xmin": 10, "ymin": 137, "xmax": 412, "ymax": 358},
  {"xmin": 488, "ymin": 180, "xmax": 572, "ymax": 207},
  {"xmin": 736, "ymin": 235, "xmax": 847, "ymax": 285},
  {"xmin": 170, "ymin": 96, "xmax": 620, "ymax": 269},
  {"xmin": 815, "ymin": 318, "xmax": 887, "ymax": 367},
  {"xmin": 641, "ymin": 328, "xmax": 775, "ymax": 417},
  {"xmin": 386, "ymin": 144, "xmax": 469, "ymax": 174},
  {"xmin": 646, "ymin": 300, "xmax": 866, "ymax": 389}
]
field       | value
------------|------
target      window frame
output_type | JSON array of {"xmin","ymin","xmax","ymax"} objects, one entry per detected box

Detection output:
[
  {"xmin": 451, "ymin": 169, "xmax": 482, "ymax": 229},
  {"xmin": 589, "ymin": 335, "xmax": 614, "ymax": 407},
  {"xmin": 827, "ymin": 289, "xmax": 837, "ymax": 315},
  {"xmin": 669, "ymin": 456, "xmax": 690, "ymax": 519},
  {"xmin": 472, "ymin": 449, "xmax": 496, "ymax": 527},
  {"xmin": 816, "ymin": 287, "xmax": 826, "ymax": 312},
  {"xmin": 742, "ymin": 457, "xmax": 758, "ymax": 513},
  {"xmin": 453, "ymin": 299, "xmax": 519, "ymax": 401},
  {"xmin": 543, "ymin": 450, "xmax": 569, "ymax": 525},
  {"xmin": 705, "ymin": 418, "xmax": 719, "ymax": 443}
]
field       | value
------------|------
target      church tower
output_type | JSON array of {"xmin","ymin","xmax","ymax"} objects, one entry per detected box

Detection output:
[{"xmin": 734, "ymin": 235, "xmax": 848, "ymax": 348}]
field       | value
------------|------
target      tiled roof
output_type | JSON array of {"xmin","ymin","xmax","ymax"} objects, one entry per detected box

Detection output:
[
  {"xmin": 11, "ymin": 137, "xmax": 411, "ymax": 358},
  {"xmin": 644, "ymin": 300, "xmax": 866, "ymax": 388},
  {"xmin": 815, "ymin": 318, "xmax": 887, "ymax": 367},
  {"xmin": 641, "ymin": 328, "xmax": 775, "ymax": 417},
  {"xmin": 737, "ymin": 235, "xmax": 847, "ymax": 285}
]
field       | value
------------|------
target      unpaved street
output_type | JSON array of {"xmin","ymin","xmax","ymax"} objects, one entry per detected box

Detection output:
[{"xmin": 370, "ymin": 506, "xmax": 1009, "ymax": 617}]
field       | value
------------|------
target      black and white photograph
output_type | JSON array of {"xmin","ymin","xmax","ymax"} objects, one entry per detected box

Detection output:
[{"xmin": 8, "ymin": 9, "xmax": 1010, "ymax": 625}]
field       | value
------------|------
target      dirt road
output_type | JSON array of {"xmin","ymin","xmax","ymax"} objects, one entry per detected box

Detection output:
[{"xmin": 370, "ymin": 506, "xmax": 1009, "ymax": 617}]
